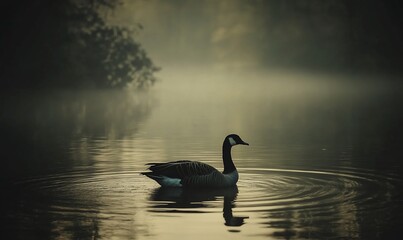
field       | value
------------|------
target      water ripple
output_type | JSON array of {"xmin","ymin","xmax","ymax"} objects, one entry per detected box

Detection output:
[
  {"xmin": 16, "ymin": 167, "xmax": 402, "ymax": 215},
  {"xmin": 10, "ymin": 166, "xmax": 403, "ymax": 239},
  {"xmin": 236, "ymin": 167, "xmax": 402, "ymax": 214}
]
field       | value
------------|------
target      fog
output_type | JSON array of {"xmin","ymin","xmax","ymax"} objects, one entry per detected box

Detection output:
[
  {"xmin": 109, "ymin": 0, "xmax": 403, "ymax": 75},
  {"xmin": 2, "ymin": 1, "xmax": 403, "ymax": 239}
]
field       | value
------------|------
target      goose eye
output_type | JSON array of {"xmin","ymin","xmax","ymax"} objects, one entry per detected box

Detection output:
[{"xmin": 228, "ymin": 137, "xmax": 237, "ymax": 146}]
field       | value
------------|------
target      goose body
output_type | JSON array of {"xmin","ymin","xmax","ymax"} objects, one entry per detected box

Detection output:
[{"xmin": 141, "ymin": 134, "xmax": 249, "ymax": 188}]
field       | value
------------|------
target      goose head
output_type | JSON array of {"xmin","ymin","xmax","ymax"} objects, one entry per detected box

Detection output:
[{"xmin": 226, "ymin": 134, "xmax": 249, "ymax": 147}]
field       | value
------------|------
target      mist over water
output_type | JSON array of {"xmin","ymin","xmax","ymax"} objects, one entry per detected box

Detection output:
[
  {"xmin": 2, "ymin": 69, "xmax": 403, "ymax": 239},
  {"xmin": 2, "ymin": 1, "xmax": 403, "ymax": 239}
]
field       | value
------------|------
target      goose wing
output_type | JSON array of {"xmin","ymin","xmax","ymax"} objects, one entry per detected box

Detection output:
[
  {"xmin": 145, "ymin": 160, "xmax": 219, "ymax": 178},
  {"xmin": 180, "ymin": 170, "xmax": 227, "ymax": 187}
]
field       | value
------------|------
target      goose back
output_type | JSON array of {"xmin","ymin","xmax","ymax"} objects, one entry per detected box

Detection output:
[{"xmin": 146, "ymin": 160, "xmax": 217, "ymax": 178}]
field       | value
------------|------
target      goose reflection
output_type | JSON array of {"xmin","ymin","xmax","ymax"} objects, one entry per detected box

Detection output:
[{"xmin": 148, "ymin": 186, "xmax": 248, "ymax": 227}]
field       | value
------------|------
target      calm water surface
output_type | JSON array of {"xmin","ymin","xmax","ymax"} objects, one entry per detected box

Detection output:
[{"xmin": 1, "ymin": 71, "xmax": 403, "ymax": 239}]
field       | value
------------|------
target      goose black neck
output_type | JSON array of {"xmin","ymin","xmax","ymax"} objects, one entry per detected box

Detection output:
[{"xmin": 222, "ymin": 142, "xmax": 236, "ymax": 174}]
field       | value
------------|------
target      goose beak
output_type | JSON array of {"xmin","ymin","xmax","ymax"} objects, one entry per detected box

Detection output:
[{"xmin": 241, "ymin": 141, "xmax": 249, "ymax": 146}]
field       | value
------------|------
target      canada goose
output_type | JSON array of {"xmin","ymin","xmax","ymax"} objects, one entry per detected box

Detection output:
[{"xmin": 141, "ymin": 134, "xmax": 249, "ymax": 188}]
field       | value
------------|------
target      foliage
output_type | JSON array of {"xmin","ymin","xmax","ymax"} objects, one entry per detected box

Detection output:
[{"xmin": 0, "ymin": 0, "xmax": 159, "ymax": 89}]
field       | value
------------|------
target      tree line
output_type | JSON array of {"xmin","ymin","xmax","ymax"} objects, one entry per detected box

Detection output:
[{"xmin": 0, "ymin": 0, "xmax": 159, "ymax": 89}]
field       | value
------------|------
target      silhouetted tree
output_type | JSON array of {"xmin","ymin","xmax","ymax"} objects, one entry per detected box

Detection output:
[{"xmin": 0, "ymin": 0, "xmax": 159, "ymax": 89}]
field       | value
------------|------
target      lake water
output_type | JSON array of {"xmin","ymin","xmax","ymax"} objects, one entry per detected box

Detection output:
[{"xmin": 1, "ymin": 70, "xmax": 403, "ymax": 239}]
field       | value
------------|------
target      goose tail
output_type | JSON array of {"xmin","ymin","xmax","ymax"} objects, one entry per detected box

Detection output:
[{"xmin": 141, "ymin": 172, "xmax": 183, "ymax": 187}]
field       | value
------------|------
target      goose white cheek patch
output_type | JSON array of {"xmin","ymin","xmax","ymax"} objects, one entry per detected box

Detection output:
[{"xmin": 229, "ymin": 137, "xmax": 236, "ymax": 146}]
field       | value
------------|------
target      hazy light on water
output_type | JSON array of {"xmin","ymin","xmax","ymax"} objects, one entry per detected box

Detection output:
[
  {"xmin": 2, "ymin": 1, "xmax": 403, "ymax": 239},
  {"xmin": 3, "ymin": 70, "xmax": 402, "ymax": 238},
  {"xmin": 145, "ymin": 65, "xmax": 399, "ymax": 143}
]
